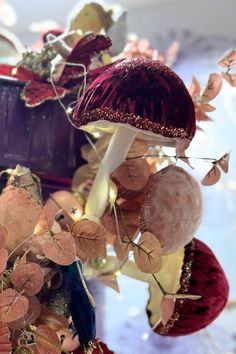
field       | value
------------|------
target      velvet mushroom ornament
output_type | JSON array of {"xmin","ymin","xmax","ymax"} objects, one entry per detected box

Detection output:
[
  {"xmin": 147, "ymin": 238, "xmax": 229, "ymax": 336},
  {"xmin": 72, "ymin": 58, "xmax": 196, "ymax": 221},
  {"xmin": 140, "ymin": 165, "xmax": 202, "ymax": 254}
]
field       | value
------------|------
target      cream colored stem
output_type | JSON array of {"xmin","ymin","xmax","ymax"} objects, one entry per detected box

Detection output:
[{"xmin": 85, "ymin": 125, "xmax": 137, "ymax": 221}]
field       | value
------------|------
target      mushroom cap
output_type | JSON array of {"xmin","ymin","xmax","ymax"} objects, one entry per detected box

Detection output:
[
  {"xmin": 147, "ymin": 239, "xmax": 229, "ymax": 336},
  {"xmin": 139, "ymin": 165, "xmax": 202, "ymax": 254},
  {"xmin": 72, "ymin": 58, "xmax": 196, "ymax": 146}
]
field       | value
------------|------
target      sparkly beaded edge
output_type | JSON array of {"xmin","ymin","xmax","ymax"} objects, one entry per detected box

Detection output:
[
  {"xmin": 73, "ymin": 107, "xmax": 194, "ymax": 140},
  {"xmin": 148, "ymin": 240, "xmax": 195, "ymax": 334}
]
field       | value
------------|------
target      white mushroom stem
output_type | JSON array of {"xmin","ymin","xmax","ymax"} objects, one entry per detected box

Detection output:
[{"xmin": 85, "ymin": 124, "xmax": 138, "ymax": 221}]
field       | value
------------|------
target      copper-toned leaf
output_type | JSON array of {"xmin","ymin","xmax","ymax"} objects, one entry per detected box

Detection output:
[
  {"xmin": 7, "ymin": 296, "xmax": 41, "ymax": 329},
  {"xmin": 0, "ymin": 321, "xmax": 12, "ymax": 354},
  {"xmin": 43, "ymin": 232, "xmax": 76, "ymax": 265},
  {"xmin": 133, "ymin": 232, "xmax": 162, "ymax": 274},
  {"xmin": 223, "ymin": 72, "xmax": 236, "ymax": 87},
  {"xmin": 202, "ymin": 73, "xmax": 222, "ymax": 102},
  {"xmin": 0, "ymin": 186, "xmax": 41, "ymax": 255},
  {"xmin": 35, "ymin": 325, "xmax": 61, "ymax": 354},
  {"xmin": 36, "ymin": 306, "xmax": 69, "ymax": 332},
  {"xmin": 217, "ymin": 153, "xmax": 230, "ymax": 173},
  {"xmin": 10, "ymin": 263, "xmax": 44, "ymax": 296},
  {"xmin": 99, "ymin": 274, "xmax": 120, "ymax": 293},
  {"xmin": 113, "ymin": 236, "xmax": 131, "ymax": 262},
  {"xmin": 195, "ymin": 110, "xmax": 213, "ymax": 122},
  {"xmin": 127, "ymin": 139, "xmax": 149, "ymax": 159},
  {"xmin": 111, "ymin": 159, "xmax": 150, "ymax": 198},
  {"xmin": 0, "ymin": 224, "xmax": 7, "ymax": 249},
  {"xmin": 72, "ymin": 219, "xmax": 106, "ymax": 259},
  {"xmin": 101, "ymin": 208, "xmax": 139, "ymax": 240},
  {"xmin": 35, "ymin": 204, "xmax": 57, "ymax": 236},
  {"xmin": 72, "ymin": 165, "xmax": 95, "ymax": 190},
  {"xmin": 0, "ymin": 289, "xmax": 29, "ymax": 322},
  {"xmin": 160, "ymin": 296, "xmax": 175, "ymax": 326},
  {"xmin": 188, "ymin": 76, "xmax": 201, "ymax": 98},
  {"xmin": 0, "ymin": 248, "xmax": 8, "ymax": 275},
  {"xmin": 218, "ymin": 49, "xmax": 236, "ymax": 68},
  {"xmin": 199, "ymin": 103, "xmax": 216, "ymax": 112},
  {"xmin": 201, "ymin": 165, "xmax": 221, "ymax": 186}
]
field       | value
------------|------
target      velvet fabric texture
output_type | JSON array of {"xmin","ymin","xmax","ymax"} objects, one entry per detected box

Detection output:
[
  {"xmin": 149, "ymin": 239, "xmax": 229, "ymax": 336},
  {"xmin": 73, "ymin": 58, "xmax": 196, "ymax": 140}
]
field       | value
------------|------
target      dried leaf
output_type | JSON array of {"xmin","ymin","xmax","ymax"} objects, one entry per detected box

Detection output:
[
  {"xmin": 7, "ymin": 295, "xmax": 41, "ymax": 329},
  {"xmin": 0, "ymin": 248, "xmax": 8, "ymax": 275},
  {"xmin": 43, "ymin": 232, "xmax": 76, "ymax": 266},
  {"xmin": 35, "ymin": 325, "xmax": 61, "ymax": 354},
  {"xmin": 0, "ymin": 289, "xmax": 29, "ymax": 322},
  {"xmin": 188, "ymin": 76, "xmax": 201, "ymax": 98},
  {"xmin": 127, "ymin": 139, "xmax": 149, "ymax": 159},
  {"xmin": 218, "ymin": 49, "xmax": 236, "ymax": 68},
  {"xmin": 35, "ymin": 204, "xmax": 57, "ymax": 236},
  {"xmin": 199, "ymin": 103, "xmax": 215, "ymax": 112},
  {"xmin": 201, "ymin": 165, "xmax": 221, "ymax": 186},
  {"xmin": 113, "ymin": 236, "xmax": 131, "ymax": 262},
  {"xmin": 0, "ymin": 321, "xmax": 12, "ymax": 354},
  {"xmin": 111, "ymin": 160, "xmax": 150, "ymax": 198},
  {"xmin": 202, "ymin": 73, "xmax": 222, "ymax": 102},
  {"xmin": 160, "ymin": 297, "xmax": 175, "ymax": 326},
  {"xmin": 196, "ymin": 110, "xmax": 214, "ymax": 122},
  {"xmin": 0, "ymin": 224, "xmax": 7, "ymax": 249},
  {"xmin": 99, "ymin": 274, "xmax": 120, "ymax": 292},
  {"xmin": 223, "ymin": 72, "xmax": 236, "ymax": 87},
  {"xmin": 217, "ymin": 153, "xmax": 230, "ymax": 173},
  {"xmin": 36, "ymin": 306, "xmax": 69, "ymax": 332},
  {"xmin": 10, "ymin": 263, "xmax": 44, "ymax": 296},
  {"xmin": 72, "ymin": 219, "xmax": 106, "ymax": 259},
  {"xmin": 133, "ymin": 232, "xmax": 162, "ymax": 274}
]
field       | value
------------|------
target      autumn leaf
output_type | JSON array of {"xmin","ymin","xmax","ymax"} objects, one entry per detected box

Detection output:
[
  {"xmin": 218, "ymin": 49, "xmax": 236, "ymax": 68},
  {"xmin": 0, "ymin": 224, "xmax": 7, "ymax": 249},
  {"xmin": 7, "ymin": 295, "xmax": 41, "ymax": 329},
  {"xmin": 202, "ymin": 73, "xmax": 222, "ymax": 102},
  {"xmin": 160, "ymin": 296, "xmax": 175, "ymax": 326},
  {"xmin": 223, "ymin": 72, "xmax": 236, "ymax": 87},
  {"xmin": 35, "ymin": 325, "xmax": 61, "ymax": 354},
  {"xmin": 0, "ymin": 321, "xmax": 12, "ymax": 354},
  {"xmin": 127, "ymin": 139, "xmax": 149, "ymax": 159},
  {"xmin": 0, "ymin": 289, "xmax": 29, "ymax": 322},
  {"xmin": 111, "ymin": 159, "xmax": 150, "ymax": 198},
  {"xmin": 72, "ymin": 219, "xmax": 106, "ymax": 259},
  {"xmin": 188, "ymin": 76, "xmax": 201, "ymax": 98},
  {"xmin": 113, "ymin": 236, "xmax": 131, "ymax": 262},
  {"xmin": 201, "ymin": 165, "xmax": 221, "ymax": 186},
  {"xmin": 35, "ymin": 204, "xmax": 57, "ymax": 236},
  {"xmin": 133, "ymin": 232, "xmax": 162, "ymax": 274},
  {"xmin": 217, "ymin": 153, "xmax": 230, "ymax": 173},
  {"xmin": 10, "ymin": 263, "xmax": 44, "ymax": 296},
  {"xmin": 43, "ymin": 231, "xmax": 76, "ymax": 265},
  {"xmin": 0, "ymin": 248, "xmax": 8, "ymax": 276}
]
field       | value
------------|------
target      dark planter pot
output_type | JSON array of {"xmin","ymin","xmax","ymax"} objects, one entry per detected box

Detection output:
[{"xmin": 0, "ymin": 77, "xmax": 87, "ymax": 196}]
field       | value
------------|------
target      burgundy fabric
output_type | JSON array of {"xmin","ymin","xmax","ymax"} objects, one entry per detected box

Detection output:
[
  {"xmin": 73, "ymin": 58, "xmax": 196, "ymax": 140},
  {"xmin": 151, "ymin": 239, "xmax": 229, "ymax": 336},
  {"xmin": 42, "ymin": 28, "xmax": 64, "ymax": 43},
  {"xmin": 59, "ymin": 34, "xmax": 112, "ymax": 87}
]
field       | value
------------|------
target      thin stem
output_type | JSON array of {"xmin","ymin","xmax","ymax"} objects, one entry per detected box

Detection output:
[
  {"xmin": 8, "ymin": 233, "xmax": 35, "ymax": 261},
  {"xmin": 152, "ymin": 274, "xmax": 167, "ymax": 295},
  {"xmin": 126, "ymin": 153, "xmax": 217, "ymax": 162}
]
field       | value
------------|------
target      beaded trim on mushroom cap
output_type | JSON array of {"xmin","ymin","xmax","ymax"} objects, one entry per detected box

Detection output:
[{"xmin": 73, "ymin": 58, "xmax": 196, "ymax": 141}]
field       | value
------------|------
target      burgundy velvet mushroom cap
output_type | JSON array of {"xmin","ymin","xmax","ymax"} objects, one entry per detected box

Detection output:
[
  {"xmin": 147, "ymin": 239, "xmax": 229, "ymax": 336},
  {"xmin": 72, "ymin": 58, "xmax": 196, "ymax": 147}
]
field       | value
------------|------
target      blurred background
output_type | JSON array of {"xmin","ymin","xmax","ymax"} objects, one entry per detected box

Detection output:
[{"xmin": 1, "ymin": 0, "xmax": 236, "ymax": 353}]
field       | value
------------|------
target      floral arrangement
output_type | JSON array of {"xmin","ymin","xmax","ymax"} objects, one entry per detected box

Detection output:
[{"xmin": 0, "ymin": 2, "xmax": 236, "ymax": 354}]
